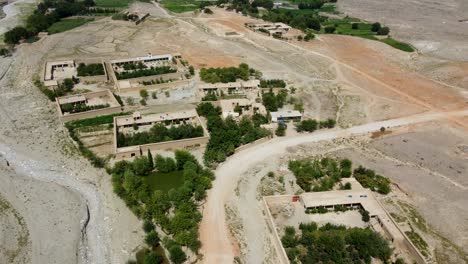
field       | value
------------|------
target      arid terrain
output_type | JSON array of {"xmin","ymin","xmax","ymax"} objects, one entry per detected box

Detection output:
[{"xmin": 0, "ymin": 1, "xmax": 467, "ymax": 264}]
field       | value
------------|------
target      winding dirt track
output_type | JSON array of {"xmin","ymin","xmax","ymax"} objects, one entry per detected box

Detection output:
[{"xmin": 199, "ymin": 109, "xmax": 468, "ymax": 263}]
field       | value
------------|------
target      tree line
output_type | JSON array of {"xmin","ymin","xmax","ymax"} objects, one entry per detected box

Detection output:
[
  {"xmin": 4, "ymin": 0, "xmax": 97, "ymax": 45},
  {"xmin": 61, "ymin": 102, "xmax": 109, "ymax": 114},
  {"xmin": 262, "ymin": 88, "xmax": 288, "ymax": 112},
  {"xmin": 260, "ymin": 79, "xmax": 286, "ymax": 88},
  {"xmin": 115, "ymin": 66, "xmax": 177, "ymax": 80},
  {"xmin": 281, "ymin": 222, "xmax": 393, "ymax": 263},
  {"xmin": 199, "ymin": 63, "xmax": 260, "ymax": 83},
  {"xmin": 117, "ymin": 123, "xmax": 204, "ymax": 148},
  {"xmin": 196, "ymin": 102, "xmax": 271, "ymax": 166},
  {"xmin": 110, "ymin": 150, "xmax": 214, "ymax": 263},
  {"xmin": 295, "ymin": 118, "xmax": 336, "ymax": 132}
]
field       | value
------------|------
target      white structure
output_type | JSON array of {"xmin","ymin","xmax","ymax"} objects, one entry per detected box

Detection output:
[
  {"xmin": 270, "ymin": 110, "xmax": 302, "ymax": 122},
  {"xmin": 109, "ymin": 53, "xmax": 173, "ymax": 68}
]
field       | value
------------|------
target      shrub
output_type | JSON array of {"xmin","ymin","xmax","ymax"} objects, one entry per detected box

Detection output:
[
  {"xmin": 351, "ymin": 23, "xmax": 359, "ymax": 29},
  {"xmin": 371, "ymin": 22, "xmax": 381, "ymax": 32},
  {"xmin": 275, "ymin": 123, "xmax": 286, "ymax": 136},
  {"xmin": 377, "ymin": 26, "xmax": 390, "ymax": 35},
  {"xmin": 324, "ymin": 26, "xmax": 336, "ymax": 33}
]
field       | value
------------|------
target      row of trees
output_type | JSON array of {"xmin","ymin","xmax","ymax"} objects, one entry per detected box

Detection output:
[
  {"xmin": 117, "ymin": 123, "xmax": 204, "ymax": 147},
  {"xmin": 61, "ymin": 102, "xmax": 109, "ymax": 114},
  {"xmin": 259, "ymin": 79, "xmax": 286, "ymax": 88},
  {"xmin": 115, "ymin": 66, "xmax": 177, "ymax": 80},
  {"xmin": 288, "ymin": 157, "xmax": 352, "ymax": 192},
  {"xmin": 77, "ymin": 63, "xmax": 105, "ymax": 76},
  {"xmin": 297, "ymin": 0, "xmax": 326, "ymax": 10},
  {"xmin": 196, "ymin": 102, "xmax": 271, "ymax": 166},
  {"xmin": 4, "ymin": 0, "xmax": 97, "ymax": 44},
  {"xmin": 199, "ymin": 63, "xmax": 259, "ymax": 83},
  {"xmin": 111, "ymin": 150, "xmax": 214, "ymax": 263},
  {"xmin": 262, "ymin": 88, "xmax": 288, "ymax": 112},
  {"xmin": 295, "ymin": 118, "xmax": 336, "ymax": 132},
  {"xmin": 281, "ymin": 222, "xmax": 393, "ymax": 263}
]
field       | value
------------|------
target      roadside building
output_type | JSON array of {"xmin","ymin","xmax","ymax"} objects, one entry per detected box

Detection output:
[{"xmin": 270, "ymin": 110, "xmax": 302, "ymax": 122}]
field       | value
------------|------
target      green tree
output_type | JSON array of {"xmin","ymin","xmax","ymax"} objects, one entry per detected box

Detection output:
[
  {"xmin": 132, "ymin": 156, "xmax": 152, "ymax": 176},
  {"xmin": 140, "ymin": 89, "xmax": 149, "ymax": 100},
  {"xmin": 143, "ymin": 219, "xmax": 155, "ymax": 233},
  {"xmin": 361, "ymin": 210, "xmax": 370, "ymax": 222},
  {"xmin": 147, "ymin": 150, "xmax": 154, "ymax": 169},
  {"xmin": 169, "ymin": 245, "xmax": 187, "ymax": 264},
  {"xmin": 276, "ymin": 123, "xmax": 286, "ymax": 136},
  {"xmin": 145, "ymin": 231, "xmax": 160, "ymax": 247},
  {"xmin": 143, "ymin": 251, "xmax": 163, "ymax": 264},
  {"xmin": 371, "ymin": 22, "xmax": 381, "ymax": 32},
  {"xmin": 377, "ymin": 26, "xmax": 390, "ymax": 35}
]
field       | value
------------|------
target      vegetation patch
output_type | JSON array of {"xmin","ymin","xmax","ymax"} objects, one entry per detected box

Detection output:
[
  {"xmin": 199, "ymin": 63, "xmax": 260, "ymax": 83},
  {"xmin": 47, "ymin": 18, "xmax": 93, "ymax": 34},
  {"xmin": 77, "ymin": 63, "xmax": 105, "ymax": 76},
  {"xmin": 288, "ymin": 157, "xmax": 352, "ymax": 192},
  {"xmin": 379, "ymin": 37, "xmax": 415, "ymax": 52},
  {"xmin": 115, "ymin": 66, "xmax": 177, "ymax": 80},
  {"xmin": 196, "ymin": 102, "xmax": 271, "ymax": 167},
  {"xmin": 281, "ymin": 222, "xmax": 392, "ymax": 263},
  {"xmin": 110, "ymin": 150, "xmax": 214, "ymax": 263},
  {"xmin": 95, "ymin": 0, "xmax": 134, "ymax": 8},
  {"xmin": 161, "ymin": 0, "xmax": 200, "ymax": 13},
  {"xmin": 116, "ymin": 123, "xmax": 205, "ymax": 147},
  {"xmin": 353, "ymin": 166, "xmax": 391, "ymax": 194}
]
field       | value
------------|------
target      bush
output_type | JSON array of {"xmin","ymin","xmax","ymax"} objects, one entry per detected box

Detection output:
[
  {"xmin": 377, "ymin": 26, "xmax": 390, "ymax": 35},
  {"xmin": 295, "ymin": 119, "xmax": 318, "ymax": 132},
  {"xmin": 361, "ymin": 210, "xmax": 370, "ymax": 222},
  {"xmin": 371, "ymin": 22, "xmax": 381, "ymax": 32},
  {"xmin": 143, "ymin": 220, "xmax": 155, "ymax": 233},
  {"xmin": 169, "ymin": 245, "xmax": 187, "ymax": 264},
  {"xmin": 275, "ymin": 123, "xmax": 286, "ymax": 136},
  {"xmin": 144, "ymin": 231, "xmax": 160, "ymax": 247},
  {"xmin": 351, "ymin": 23, "xmax": 359, "ymax": 29},
  {"xmin": 324, "ymin": 26, "xmax": 336, "ymax": 33}
]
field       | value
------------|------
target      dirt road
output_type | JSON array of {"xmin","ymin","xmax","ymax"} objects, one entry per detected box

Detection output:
[{"xmin": 199, "ymin": 109, "xmax": 468, "ymax": 263}]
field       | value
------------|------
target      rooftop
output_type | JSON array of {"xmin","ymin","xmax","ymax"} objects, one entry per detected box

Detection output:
[
  {"xmin": 270, "ymin": 110, "xmax": 302, "ymax": 119},
  {"xmin": 115, "ymin": 109, "xmax": 199, "ymax": 127},
  {"xmin": 109, "ymin": 53, "xmax": 173, "ymax": 65}
]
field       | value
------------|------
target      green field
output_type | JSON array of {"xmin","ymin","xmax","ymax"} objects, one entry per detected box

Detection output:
[
  {"xmin": 95, "ymin": 0, "xmax": 134, "ymax": 8},
  {"xmin": 145, "ymin": 170, "xmax": 185, "ymax": 192},
  {"xmin": 161, "ymin": 0, "xmax": 199, "ymax": 13},
  {"xmin": 319, "ymin": 3, "xmax": 338, "ymax": 14},
  {"xmin": 48, "ymin": 18, "xmax": 93, "ymax": 34},
  {"xmin": 380, "ymin": 37, "xmax": 415, "ymax": 52}
]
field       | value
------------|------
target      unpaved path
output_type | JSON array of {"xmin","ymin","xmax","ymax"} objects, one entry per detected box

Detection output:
[{"xmin": 199, "ymin": 109, "xmax": 468, "ymax": 263}]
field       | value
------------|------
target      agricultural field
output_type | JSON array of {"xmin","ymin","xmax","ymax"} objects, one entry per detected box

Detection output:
[
  {"xmin": 47, "ymin": 18, "xmax": 94, "ymax": 34},
  {"xmin": 161, "ymin": 0, "xmax": 200, "ymax": 13}
]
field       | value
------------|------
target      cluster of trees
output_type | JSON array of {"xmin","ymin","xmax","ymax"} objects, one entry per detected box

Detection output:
[
  {"xmin": 86, "ymin": 7, "xmax": 118, "ymax": 14},
  {"xmin": 281, "ymin": 222, "xmax": 393, "ymax": 263},
  {"xmin": 77, "ymin": 63, "xmax": 104, "ymax": 76},
  {"xmin": 110, "ymin": 150, "xmax": 214, "ymax": 263},
  {"xmin": 262, "ymin": 9, "xmax": 323, "ymax": 31},
  {"xmin": 371, "ymin": 22, "xmax": 390, "ymax": 35},
  {"xmin": 139, "ymin": 77, "xmax": 174, "ymax": 86},
  {"xmin": 196, "ymin": 102, "xmax": 270, "ymax": 166},
  {"xmin": 4, "ymin": 0, "xmax": 97, "ymax": 44},
  {"xmin": 199, "ymin": 63, "xmax": 259, "ymax": 83},
  {"xmin": 297, "ymin": 0, "xmax": 325, "ymax": 10},
  {"xmin": 288, "ymin": 157, "xmax": 352, "ymax": 192},
  {"xmin": 262, "ymin": 88, "xmax": 288, "ymax": 112},
  {"xmin": 201, "ymin": 93, "xmax": 218, "ymax": 101},
  {"xmin": 260, "ymin": 79, "xmax": 286, "ymax": 88},
  {"xmin": 295, "ymin": 118, "xmax": 336, "ymax": 132},
  {"xmin": 61, "ymin": 102, "xmax": 109, "ymax": 114},
  {"xmin": 117, "ymin": 123, "xmax": 204, "ymax": 147},
  {"xmin": 354, "ymin": 166, "xmax": 391, "ymax": 194},
  {"xmin": 251, "ymin": 0, "xmax": 274, "ymax": 9},
  {"xmin": 115, "ymin": 66, "xmax": 177, "ymax": 80}
]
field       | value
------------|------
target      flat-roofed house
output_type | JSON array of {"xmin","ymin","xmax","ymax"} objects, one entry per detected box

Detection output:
[{"xmin": 270, "ymin": 110, "xmax": 302, "ymax": 122}]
